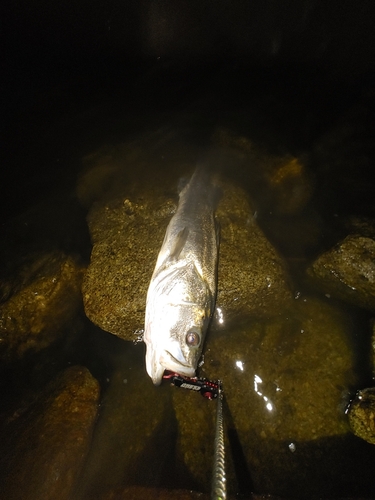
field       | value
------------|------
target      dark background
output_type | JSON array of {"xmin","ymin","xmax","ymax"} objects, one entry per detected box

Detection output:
[{"xmin": 2, "ymin": 0, "xmax": 375, "ymax": 218}]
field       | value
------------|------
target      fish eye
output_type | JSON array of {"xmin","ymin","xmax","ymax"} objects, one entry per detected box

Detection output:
[{"xmin": 186, "ymin": 330, "xmax": 200, "ymax": 347}]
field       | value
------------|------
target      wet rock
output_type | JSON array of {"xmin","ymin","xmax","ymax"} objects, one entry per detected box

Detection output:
[
  {"xmin": 306, "ymin": 232, "xmax": 375, "ymax": 312},
  {"xmin": 74, "ymin": 343, "xmax": 173, "ymax": 499},
  {"xmin": 174, "ymin": 296, "xmax": 358, "ymax": 497},
  {"xmin": 213, "ymin": 128, "xmax": 321, "ymax": 261},
  {"xmin": 347, "ymin": 387, "xmax": 375, "ymax": 445},
  {"xmin": 264, "ymin": 156, "xmax": 314, "ymax": 215},
  {"xmin": 345, "ymin": 216, "xmax": 375, "ymax": 239},
  {"xmin": 82, "ymin": 153, "xmax": 292, "ymax": 340},
  {"xmin": 215, "ymin": 182, "xmax": 292, "ymax": 323},
  {"xmin": 346, "ymin": 319, "xmax": 375, "ymax": 446},
  {"xmin": 171, "ymin": 388, "xmax": 218, "ymax": 495},
  {"xmin": 82, "ymin": 181, "xmax": 176, "ymax": 340},
  {"xmin": 0, "ymin": 365, "xmax": 100, "ymax": 500},
  {"xmin": 213, "ymin": 128, "xmax": 315, "ymax": 215},
  {"xmin": 0, "ymin": 250, "xmax": 85, "ymax": 363}
]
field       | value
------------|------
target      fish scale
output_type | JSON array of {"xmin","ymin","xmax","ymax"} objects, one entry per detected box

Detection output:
[{"xmin": 144, "ymin": 167, "xmax": 219, "ymax": 385}]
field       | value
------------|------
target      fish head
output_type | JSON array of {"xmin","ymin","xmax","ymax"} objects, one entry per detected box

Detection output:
[{"xmin": 144, "ymin": 267, "xmax": 212, "ymax": 385}]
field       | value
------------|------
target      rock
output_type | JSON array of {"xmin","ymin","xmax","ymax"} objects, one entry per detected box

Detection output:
[
  {"xmin": 306, "ymin": 232, "xmax": 375, "ymax": 312},
  {"xmin": 0, "ymin": 365, "xmax": 100, "ymax": 500},
  {"xmin": 264, "ymin": 156, "xmax": 314, "ymax": 215},
  {"xmin": 346, "ymin": 319, "xmax": 375, "ymax": 446},
  {"xmin": 345, "ymin": 216, "xmax": 375, "ymax": 239},
  {"xmin": 174, "ymin": 296, "xmax": 358, "ymax": 498},
  {"xmin": 82, "ymin": 159, "xmax": 292, "ymax": 340},
  {"xmin": 213, "ymin": 128, "xmax": 315, "ymax": 215},
  {"xmin": 171, "ymin": 388, "xmax": 219, "ymax": 495},
  {"xmin": 74, "ymin": 344, "xmax": 173, "ymax": 499},
  {"xmin": 347, "ymin": 387, "xmax": 375, "ymax": 445},
  {"xmin": 82, "ymin": 182, "xmax": 177, "ymax": 340},
  {"xmin": 215, "ymin": 182, "xmax": 292, "ymax": 324},
  {"xmin": 0, "ymin": 250, "xmax": 85, "ymax": 363}
]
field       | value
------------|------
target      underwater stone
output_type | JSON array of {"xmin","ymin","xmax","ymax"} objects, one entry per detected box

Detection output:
[
  {"xmin": 347, "ymin": 387, "xmax": 375, "ymax": 445},
  {"xmin": 306, "ymin": 233, "xmax": 375, "ymax": 312},
  {"xmin": 83, "ymin": 170, "xmax": 292, "ymax": 341},
  {"xmin": 213, "ymin": 128, "xmax": 314, "ymax": 215},
  {"xmin": 265, "ymin": 156, "xmax": 314, "ymax": 215},
  {"xmin": 0, "ymin": 251, "xmax": 85, "ymax": 363},
  {"xmin": 176, "ymin": 296, "xmax": 357, "ymax": 497},
  {"xmin": 74, "ymin": 344, "xmax": 172, "ymax": 499},
  {"xmin": 0, "ymin": 365, "xmax": 100, "ymax": 500},
  {"xmin": 215, "ymin": 181, "xmax": 292, "ymax": 324}
]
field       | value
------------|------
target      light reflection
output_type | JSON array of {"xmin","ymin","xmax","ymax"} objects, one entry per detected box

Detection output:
[
  {"xmin": 288, "ymin": 442, "xmax": 296, "ymax": 452},
  {"xmin": 254, "ymin": 374, "xmax": 262, "ymax": 393},
  {"xmin": 235, "ymin": 360, "xmax": 244, "ymax": 371},
  {"xmin": 253, "ymin": 373, "xmax": 274, "ymax": 412},
  {"xmin": 216, "ymin": 307, "xmax": 224, "ymax": 325}
]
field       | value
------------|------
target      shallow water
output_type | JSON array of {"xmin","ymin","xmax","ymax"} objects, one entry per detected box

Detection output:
[{"xmin": 2, "ymin": 65, "xmax": 375, "ymax": 499}]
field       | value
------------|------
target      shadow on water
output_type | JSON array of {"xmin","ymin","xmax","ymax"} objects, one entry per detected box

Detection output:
[{"xmin": 223, "ymin": 395, "xmax": 255, "ymax": 496}]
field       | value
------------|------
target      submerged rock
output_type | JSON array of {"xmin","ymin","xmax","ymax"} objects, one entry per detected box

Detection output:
[
  {"xmin": 215, "ymin": 182, "xmax": 292, "ymax": 324},
  {"xmin": 347, "ymin": 387, "xmax": 375, "ymax": 445},
  {"xmin": 0, "ymin": 250, "xmax": 85, "ymax": 363},
  {"xmin": 82, "ymin": 181, "xmax": 176, "ymax": 340},
  {"xmin": 82, "ymin": 160, "xmax": 292, "ymax": 341},
  {"xmin": 346, "ymin": 319, "xmax": 375, "ymax": 446},
  {"xmin": 171, "ymin": 388, "xmax": 219, "ymax": 495},
  {"xmin": 0, "ymin": 365, "xmax": 100, "ymax": 500},
  {"xmin": 74, "ymin": 343, "xmax": 173, "ymax": 500},
  {"xmin": 264, "ymin": 156, "xmax": 314, "ymax": 215},
  {"xmin": 306, "ymin": 230, "xmax": 375, "ymax": 312},
  {"xmin": 213, "ymin": 128, "xmax": 315, "ymax": 216},
  {"xmin": 174, "ymin": 296, "xmax": 358, "ymax": 497}
]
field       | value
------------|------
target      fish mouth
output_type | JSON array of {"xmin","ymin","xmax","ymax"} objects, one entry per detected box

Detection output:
[{"xmin": 161, "ymin": 350, "xmax": 196, "ymax": 378}]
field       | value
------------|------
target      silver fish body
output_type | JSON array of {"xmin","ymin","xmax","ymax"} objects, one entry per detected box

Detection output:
[{"xmin": 144, "ymin": 168, "xmax": 219, "ymax": 385}]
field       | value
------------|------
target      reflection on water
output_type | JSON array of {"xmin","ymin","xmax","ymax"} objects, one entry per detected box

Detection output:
[
  {"xmin": 1, "ymin": 68, "xmax": 375, "ymax": 499},
  {"xmin": 253, "ymin": 374, "xmax": 274, "ymax": 412}
]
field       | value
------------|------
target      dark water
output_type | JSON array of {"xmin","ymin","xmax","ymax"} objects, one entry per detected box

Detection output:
[{"xmin": 2, "ymin": 62, "xmax": 375, "ymax": 499}]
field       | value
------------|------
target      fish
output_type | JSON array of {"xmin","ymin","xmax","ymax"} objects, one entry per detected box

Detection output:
[{"xmin": 144, "ymin": 167, "xmax": 219, "ymax": 385}]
